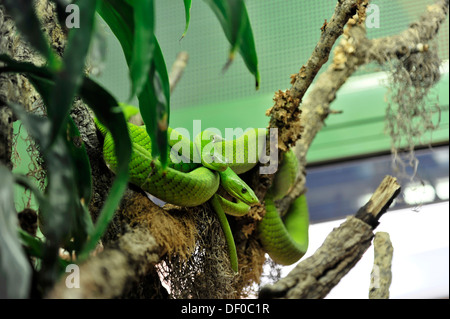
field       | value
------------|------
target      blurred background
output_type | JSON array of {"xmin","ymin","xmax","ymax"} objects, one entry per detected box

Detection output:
[{"xmin": 13, "ymin": 0, "xmax": 449, "ymax": 298}]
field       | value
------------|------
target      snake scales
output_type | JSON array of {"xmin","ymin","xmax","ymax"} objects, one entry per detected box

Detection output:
[{"xmin": 96, "ymin": 108, "xmax": 309, "ymax": 272}]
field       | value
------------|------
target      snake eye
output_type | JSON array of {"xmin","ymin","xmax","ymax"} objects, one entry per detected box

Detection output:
[{"xmin": 241, "ymin": 188, "xmax": 247, "ymax": 194}]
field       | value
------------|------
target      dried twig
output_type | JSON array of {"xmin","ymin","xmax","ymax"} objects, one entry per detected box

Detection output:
[
  {"xmin": 369, "ymin": 232, "xmax": 393, "ymax": 299},
  {"xmin": 169, "ymin": 51, "xmax": 189, "ymax": 94}
]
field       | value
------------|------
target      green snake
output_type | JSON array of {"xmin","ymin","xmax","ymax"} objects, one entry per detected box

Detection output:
[{"xmin": 95, "ymin": 106, "xmax": 309, "ymax": 271}]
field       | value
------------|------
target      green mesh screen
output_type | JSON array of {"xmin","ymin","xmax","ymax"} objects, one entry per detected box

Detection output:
[{"xmin": 95, "ymin": 0, "xmax": 449, "ymax": 111}]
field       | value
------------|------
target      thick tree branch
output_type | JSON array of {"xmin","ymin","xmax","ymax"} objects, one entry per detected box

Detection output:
[
  {"xmin": 46, "ymin": 223, "xmax": 161, "ymax": 299},
  {"xmin": 259, "ymin": 176, "xmax": 401, "ymax": 299},
  {"xmin": 0, "ymin": 4, "xmax": 44, "ymax": 169}
]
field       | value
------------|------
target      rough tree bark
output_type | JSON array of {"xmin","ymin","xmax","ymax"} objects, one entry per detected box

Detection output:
[{"xmin": 0, "ymin": 2, "xmax": 44, "ymax": 170}]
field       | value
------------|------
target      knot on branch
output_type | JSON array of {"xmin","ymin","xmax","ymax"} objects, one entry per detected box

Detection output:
[
  {"xmin": 332, "ymin": 14, "xmax": 366, "ymax": 70},
  {"xmin": 266, "ymin": 89, "xmax": 303, "ymax": 151}
]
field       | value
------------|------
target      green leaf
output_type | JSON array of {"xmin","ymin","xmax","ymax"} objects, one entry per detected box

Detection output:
[
  {"xmin": 204, "ymin": 0, "xmax": 259, "ymax": 88},
  {"xmin": 0, "ymin": 56, "xmax": 132, "ymax": 261},
  {"xmin": 25, "ymin": 72, "xmax": 93, "ymax": 211},
  {"xmin": 65, "ymin": 118, "xmax": 93, "ymax": 206},
  {"xmin": 77, "ymin": 77, "xmax": 132, "ymax": 261},
  {"xmin": 129, "ymin": 0, "xmax": 155, "ymax": 99},
  {"xmin": 0, "ymin": 165, "xmax": 32, "ymax": 299},
  {"xmin": 238, "ymin": 6, "xmax": 260, "ymax": 88},
  {"xmin": 138, "ymin": 39, "xmax": 170, "ymax": 167},
  {"xmin": 18, "ymin": 229, "xmax": 71, "ymax": 270},
  {"xmin": 227, "ymin": 0, "xmax": 246, "ymax": 55},
  {"xmin": 97, "ymin": 0, "xmax": 134, "ymax": 63},
  {"xmin": 0, "ymin": 56, "xmax": 132, "ymax": 228},
  {"xmin": 8, "ymin": 103, "xmax": 77, "ymax": 248},
  {"xmin": 97, "ymin": 2, "xmax": 170, "ymax": 167},
  {"xmin": 181, "ymin": 0, "xmax": 192, "ymax": 40},
  {"xmin": 48, "ymin": 0, "xmax": 97, "ymax": 147},
  {"xmin": 2, "ymin": 0, "xmax": 59, "ymax": 70},
  {"xmin": 18, "ymin": 229, "xmax": 44, "ymax": 260},
  {"xmin": 0, "ymin": 54, "xmax": 50, "ymax": 85}
]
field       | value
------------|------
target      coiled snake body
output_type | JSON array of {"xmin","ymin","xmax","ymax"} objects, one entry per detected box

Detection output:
[{"xmin": 97, "ymin": 113, "xmax": 309, "ymax": 272}]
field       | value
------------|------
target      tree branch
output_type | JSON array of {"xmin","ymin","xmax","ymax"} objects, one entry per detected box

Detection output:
[
  {"xmin": 369, "ymin": 232, "xmax": 393, "ymax": 299},
  {"xmin": 46, "ymin": 223, "xmax": 161, "ymax": 299},
  {"xmin": 259, "ymin": 176, "xmax": 401, "ymax": 299},
  {"xmin": 266, "ymin": 0, "xmax": 366, "ymax": 152},
  {"xmin": 0, "ymin": 4, "xmax": 44, "ymax": 169}
]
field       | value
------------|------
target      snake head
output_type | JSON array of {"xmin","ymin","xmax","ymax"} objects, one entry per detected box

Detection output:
[{"xmin": 219, "ymin": 168, "xmax": 259, "ymax": 205}]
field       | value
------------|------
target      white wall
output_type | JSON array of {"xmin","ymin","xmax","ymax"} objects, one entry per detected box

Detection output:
[{"xmin": 275, "ymin": 201, "xmax": 449, "ymax": 299}]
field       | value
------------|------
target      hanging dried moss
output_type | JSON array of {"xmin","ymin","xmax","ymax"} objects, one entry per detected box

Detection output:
[
  {"xmin": 384, "ymin": 44, "xmax": 442, "ymax": 180},
  {"xmin": 156, "ymin": 205, "xmax": 238, "ymax": 299},
  {"xmin": 122, "ymin": 190, "xmax": 268, "ymax": 299}
]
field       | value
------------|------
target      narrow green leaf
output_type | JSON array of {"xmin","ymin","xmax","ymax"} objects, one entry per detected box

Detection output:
[
  {"xmin": 0, "ymin": 54, "xmax": 50, "ymax": 83},
  {"xmin": 48, "ymin": 0, "xmax": 97, "ymax": 147},
  {"xmin": 8, "ymin": 103, "xmax": 76, "ymax": 248},
  {"xmin": 65, "ymin": 118, "xmax": 93, "ymax": 206},
  {"xmin": 138, "ymin": 39, "xmax": 170, "ymax": 167},
  {"xmin": 181, "ymin": 0, "xmax": 192, "ymax": 40},
  {"xmin": 2, "ymin": 0, "xmax": 59, "ymax": 70},
  {"xmin": 204, "ymin": 0, "xmax": 259, "ymax": 88},
  {"xmin": 77, "ymin": 77, "xmax": 132, "ymax": 260},
  {"xmin": 0, "ymin": 165, "xmax": 32, "ymax": 299},
  {"xmin": 9, "ymin": 95, "xmax": 86, "ymax": 259},
  {"xmin": 97, "ymin": 3, "xmax": 170, "ymax": 167},
  {"xmin": 18, "ymin": 229, "xmax": 44, "ymax": 259},
  {"xmin": 227, "ymin": 0, "xmax": 246, "ymax": 55},
  {"xmin": 97, "ymin": 0, "xmax": 134, "ymax": 63},
  {"xmin": 130, "ymin": 0, "xmax": 155, "ymax": 99},
  {"xmin": 236, "ymin": 4, "xmax": 260, "ymax": 88},
  {"xmin": 18, "ymin": 229, "xmax": 71, "ymax": 271},
  {"xmin": 26, "ymin": 72, "xmax": 93, "ymax": 208},
  {"xmin": 2, "ymin": 18, "xmax": 97, "ymax": 252},
  {"xmin": 0, "ymin": 55, "xmax": 132, "ymax": 263}
]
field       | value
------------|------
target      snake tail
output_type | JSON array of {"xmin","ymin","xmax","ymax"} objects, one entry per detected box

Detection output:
[
  {"xmin": 210, "ymin": 194, "xmax": 239, "ymax": 273},
  {"xmin": 258, "ymin": 193, "xmax": 309, "ymax": 265}
]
